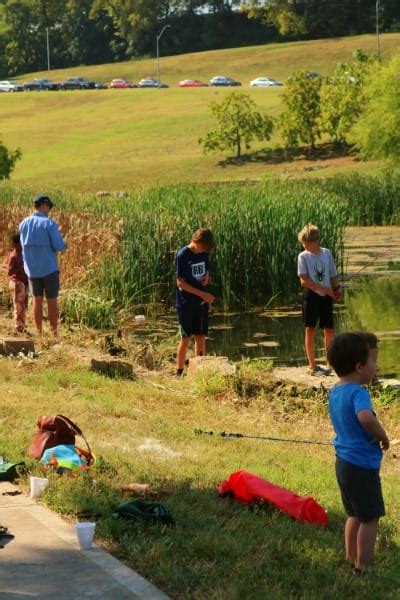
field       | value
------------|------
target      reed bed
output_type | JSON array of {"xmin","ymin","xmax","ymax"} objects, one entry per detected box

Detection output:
[
  {"xmin": 2, "ymin": 171, "xmax": 399, "ymax": 326},
  {"xmin": 98, "ymin": 182, "xmax": 347, "ymax": 310}
]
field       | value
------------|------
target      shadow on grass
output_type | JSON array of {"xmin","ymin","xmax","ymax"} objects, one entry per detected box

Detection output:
[
  {"xmin": 218, "ymin": 142, "xmax": 355, "ymax": 168},
  {"xmin": 43, "ymin": 473, "xmax": 400, "ymax": 600}
]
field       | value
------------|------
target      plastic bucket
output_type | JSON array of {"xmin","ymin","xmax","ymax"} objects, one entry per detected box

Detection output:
[
  {"xmin": 75, "ymin": 522, "xmax": 96, "ymax": 550},
  {"xmin": 30, "ymin": 476, "xmax": 49, "ymax": 499}
]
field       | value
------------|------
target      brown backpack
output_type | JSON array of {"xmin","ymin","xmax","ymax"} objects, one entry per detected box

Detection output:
[{"xmin": 27, "ymin": 415, "xmax": 88, "ymax": 460}]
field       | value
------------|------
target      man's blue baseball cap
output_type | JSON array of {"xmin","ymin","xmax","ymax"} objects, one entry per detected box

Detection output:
[{"xmin": 34, "ymin": 194, "xmax": 54, "ymax": 209}]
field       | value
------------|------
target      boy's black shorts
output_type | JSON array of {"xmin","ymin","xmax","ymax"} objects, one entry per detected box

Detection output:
[
  {"xmin": 177, "ymin": 302, "xmax": 209, "ymax": 338},
  {"xmin": 335, "ymin": 456, "xmax": 385, "ymax": 523},
  {"xmin": 302, "ymin": 289, "xmax": 333, "ymax": 329}
]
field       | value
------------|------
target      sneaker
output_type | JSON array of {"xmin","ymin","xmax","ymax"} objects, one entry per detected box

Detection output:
[
  {"xmin": 316, "ymin": 365, "xmax": 332, "ymax": 376},
  {"xmin": 308, "ymin": 366, "xmax": 320, "ymax": 376},
  {"xmin": 308, "ymin": 365, "xmax": 331, "ymax": 376}
]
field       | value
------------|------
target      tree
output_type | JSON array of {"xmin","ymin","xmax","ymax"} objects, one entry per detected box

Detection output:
[
  {"xmin": 0, "ymin": 139, "xmax": 21, "ymax": 179},
  {"xmin": 199, "ymin": 93, "xmax": 274, "ymax": 158},
  {"xmin": 278, "ymin": 72, "xmax": 322, "ymax": 149},
  {"xmin": 246, "ymin": 0, "xmax": 306, "ymax": 36},
  {"xmin": 319, "ymin": 53, "xmax": 377, "ymax": 144},
  {"xmin": 350, "ymin": 54, "xmax": 400, "ymax": 162}
]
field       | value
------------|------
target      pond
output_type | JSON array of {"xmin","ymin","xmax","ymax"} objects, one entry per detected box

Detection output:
[{"xmin": 131, "ymin": 277, "xmax": 400, "ymax": 378}]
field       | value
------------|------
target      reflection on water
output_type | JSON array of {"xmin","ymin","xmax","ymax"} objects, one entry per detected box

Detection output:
[
  {"xmin": 131, "ymin": 278, "xmax": 400, "ymax": 377},
  {"xmin": 206, "ymin": 278, "xmax": 400, "ymax": 376}
]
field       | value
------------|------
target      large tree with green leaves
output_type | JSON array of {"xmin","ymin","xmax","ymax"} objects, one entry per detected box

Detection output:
[
  {"xmin": 350, "ymin": 54, "xmax": 400, "ymax": 162},
  {"xmin": 319, "ymin": 52, "xmax": 377, "ymax": 144},
  {"xmin": 199, "ymin": 92, "xmax": 274, "ymax": 158},
  {"xmin": 246, "ymin": 0, "xmax": 306, "ymax": 36},
  {"xmin": 278, "ymin": 71, "xmax": 322, "ymax": 149}
]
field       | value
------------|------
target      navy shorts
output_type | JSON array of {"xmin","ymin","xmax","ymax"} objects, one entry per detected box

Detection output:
[
  {"xmin": 29, "ymin": 271, "xmax": 60, "ymax": 299},
  {"xmin": 302, "ymin": 289, "xmax": 334, "ymax": 329},
  {"xmin": 335, "ymin": 456, "xmax": 385, "ymax": 523},
  {"xmin": 177, "ymin": 302, "xmax": 209, "ymax": 338}
]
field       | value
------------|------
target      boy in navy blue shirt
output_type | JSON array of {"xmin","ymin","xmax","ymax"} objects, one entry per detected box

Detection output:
[
  {"xmin": 175, "ymin": 228, "xmax": 215, "ymax": 377},
  {"xmin": 328, "ymin": 332, "xmax": 389, "ymax": 574}
]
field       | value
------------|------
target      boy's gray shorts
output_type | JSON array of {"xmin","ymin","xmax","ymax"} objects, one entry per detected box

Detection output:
[{"xmin": 29, "ymin": 271, "xmax": 60, "ymax": 299}]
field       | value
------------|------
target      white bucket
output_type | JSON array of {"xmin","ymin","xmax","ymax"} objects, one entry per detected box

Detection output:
[
  {"xmin": 75, "ymin": 522, "xmax": 96, "ymax": 550},
  {"xmin": 30, "ymin": 476, "xmax": 49, "ymax": 499},
  {"xmin": 134, "ymin": 315, "xmax": 146, "ymax": 323}
]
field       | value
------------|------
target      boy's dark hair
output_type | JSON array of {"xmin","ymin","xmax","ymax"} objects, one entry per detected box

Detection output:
[
  {"xmin": 192, "ymin": 228, "xmax": 214, "ymax": 251},
  {"xmin": 327, "ymin": 332, "xmax": 378, "ymax": 376},
  {"xmin": 11, "ymin": 233, "xmax": 20, "ymax": 245}
]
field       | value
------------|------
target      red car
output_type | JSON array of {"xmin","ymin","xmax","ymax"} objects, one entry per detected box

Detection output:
[
  {"xmin": 110, "ymin": 78, "xmax": 136, "ymax": 89},
  {"xmin": 179, "ymin": 79, "xmax": 208, "ymax": 87}
]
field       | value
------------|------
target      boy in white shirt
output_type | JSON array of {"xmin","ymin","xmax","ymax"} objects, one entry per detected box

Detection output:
[{"xmin": 297, "ymin": 223, "xmax": 342, "ymax": 375}]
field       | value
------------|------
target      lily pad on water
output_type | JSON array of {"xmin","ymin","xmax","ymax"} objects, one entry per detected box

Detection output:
[
  {"xmin": 243, "ymin": 342, "xmax": 259, "ymax": 348},
  {"xmin": 258, "ymin": 341, "xmax": 280, "ymax": 348},
  {"xmin": 260, "ymin": 310, "xmax": 302, "ymax": 318},
  {"xmin": 209, "ymin": 324, "xmax": 234, "ymax": 330},
  {"xmin": 252, "ymin": 332, "xmax": 270, "ymax": 339}
]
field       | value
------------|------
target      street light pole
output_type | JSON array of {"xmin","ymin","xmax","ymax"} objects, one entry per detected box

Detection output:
[
  {"xmin": 376, "ymin": 1, "xmax": 381, "ymax": 59},
  {"xmin": 156, "ymin": 24, "xmax": 171, "ymax": 86},
  {"xmin": 46, "ymin": 27, "xmax": 51, "ymax": 71}
]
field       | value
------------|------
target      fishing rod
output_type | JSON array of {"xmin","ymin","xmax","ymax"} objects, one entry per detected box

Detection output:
[
  {"xmin": 344, "ymin": 247, "xmax": 393, "ymax": 282},
  {"xmin": 194, "ymin": 428, "xmax": 332, "ymax": 446},
  {"xmin": 195, "ymin": 429, "xmax": 400, "ymax": 449}
]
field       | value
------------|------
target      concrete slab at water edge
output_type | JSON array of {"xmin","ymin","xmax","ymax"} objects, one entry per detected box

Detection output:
[
  {"xmin": 273, "ymin": 366, "xmax": 338, "ymax": 389},
  {"xmin": 273, "ymin": 368, "xmax": 400, "ymax": 392},
  {"xmin": 0, "ymin": 481, "xmax": 169, "ymax": 600}
]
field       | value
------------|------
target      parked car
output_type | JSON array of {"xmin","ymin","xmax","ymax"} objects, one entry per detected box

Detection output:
[
  {"xmin": 137, "ymin": 78, "xmax": 168, "ymax": 88},
  {"xmin": 23, "ymin": 78, "xmax": 59, "ymax": 91},
  {"xmin": 210, "ymin": 76, "xmax": 241, "ymax": 87},
  {"xmin": 94, "ymin": 81, "xmax": 108, "ymax": 89},
  {"xmin": 179, "ymin": 79, "xmax": 208, "ymax": 87},
  {"xmin": 250, "ymin": 77, "xmax": 283, "ymax": 87},
  {"xmin": 306, "ymin": 71, "xmax": 323, "ymax": 79},
  {"xmin": 59, "ymin": 77, "xmax": 96, "ymax": 90},
  {"xmin": 0, "ymin": 80, "xmax": 24, "ymax": 92},
  {"xmin": 109, "ymin": 78, "xmax": 136, "ymax": 89}
]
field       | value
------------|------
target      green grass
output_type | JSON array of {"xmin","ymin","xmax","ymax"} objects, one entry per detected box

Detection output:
[
  {"xmin": 0, "ymin": 33, "xmax": 397, "ymax": 190},
  {"xmin": 0, "ymin": 351, "xmax": 399, "ymax": 599}
]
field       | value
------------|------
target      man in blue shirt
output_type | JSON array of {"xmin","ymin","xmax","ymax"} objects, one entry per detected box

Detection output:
[
  {"xmin": 328, "ymin": 332, "xmax": 389, "ymax": 574},
  {"xmin": 19, "ymin": 194, "xmax": 67, "ymax": 337}
]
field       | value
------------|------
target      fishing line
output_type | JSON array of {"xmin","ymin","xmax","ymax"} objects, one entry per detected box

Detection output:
[{"xmin": 194, "ymin": 429, "xmax": 332, "ymax": 446}]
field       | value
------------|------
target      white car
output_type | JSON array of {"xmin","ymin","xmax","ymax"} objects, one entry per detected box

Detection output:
[
  {"xmin": 250, "ymin": 77, "xmax": 283, "ymax": 87},
  {"xmin": 0, "ymin": 80, "xmax": 24, "ymax": 92}
]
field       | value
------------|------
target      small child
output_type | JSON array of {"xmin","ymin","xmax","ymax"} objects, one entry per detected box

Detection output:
[
  {"xmin": 175, "ymin": 228, "xmax": 215, "ymax": 377},
  {"xmin": 297, "ymin": 223, "xmax": 342, "ymax": 375},
  {"xmin": 7, "ymin": 233, "xmax": 28, "ymax": 333},
  {"xmin": 328, "ymin": 332, "xmax": 389, "ymax": 574}
]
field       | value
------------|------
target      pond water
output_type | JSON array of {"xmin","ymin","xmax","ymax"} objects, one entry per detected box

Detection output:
[
  {"xmin": 206, "ymin": 278, "xmax": 400, "ymax": 377},
  {"xmin": 131, "ymin": 277, "xmax": 400, "ymax": 378}
]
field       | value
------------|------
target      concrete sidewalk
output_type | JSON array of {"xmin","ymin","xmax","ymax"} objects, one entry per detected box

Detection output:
[{"xmin": 0, "ymin": 481, "xmax": 169, "ymax": 599}]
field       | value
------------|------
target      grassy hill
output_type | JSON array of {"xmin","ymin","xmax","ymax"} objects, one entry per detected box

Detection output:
[{"xmin": 0, "ymin": 33, "xmax": 399, "ymax": 191}]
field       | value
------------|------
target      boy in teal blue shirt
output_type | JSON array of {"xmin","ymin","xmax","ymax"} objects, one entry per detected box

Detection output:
[{"xmin": 328, "ymin": 332, "xmax": 389, "ymax": 574}]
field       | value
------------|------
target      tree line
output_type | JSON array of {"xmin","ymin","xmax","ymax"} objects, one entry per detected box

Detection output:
[{"xmin": 1, "ymin": 1, "xmax": 400, "ymax": 76}]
